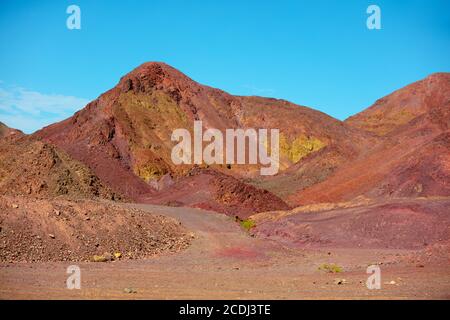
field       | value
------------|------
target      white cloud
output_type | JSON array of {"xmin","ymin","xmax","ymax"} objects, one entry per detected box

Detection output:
[{"xmin": 0, "ymin": 84, "xmax": 90, "ymax": 134}]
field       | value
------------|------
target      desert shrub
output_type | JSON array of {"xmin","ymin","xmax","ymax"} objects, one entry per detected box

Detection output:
[
  {"xmin": 240, "ymin": 219, "xmax": 256, "ymax": 231},
  {"xmin": 318, "ymin": 263, "xmax": 343, "ymax": 273}
]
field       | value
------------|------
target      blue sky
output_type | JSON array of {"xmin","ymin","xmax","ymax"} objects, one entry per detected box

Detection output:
[{"xmin": 1, "ymin": 0, "xmax": 449, "ymax": 133}]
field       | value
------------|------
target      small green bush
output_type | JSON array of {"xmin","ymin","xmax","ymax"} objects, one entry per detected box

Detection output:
[
  {"xmin": 318, "ymin": 263, "xmax": 343, "ymax": 273},
  {"xmin": 240, "ymin": 219, "xmax": 256, "ymax": 231}
]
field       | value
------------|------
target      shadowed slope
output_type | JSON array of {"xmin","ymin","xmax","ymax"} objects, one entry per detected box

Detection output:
[{"xmin": 0, "ymin": 134, "xmax": 121, "ymax": 200}]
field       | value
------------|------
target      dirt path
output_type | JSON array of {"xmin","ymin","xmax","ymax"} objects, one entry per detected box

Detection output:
[{"xmin": 1, "ymin": 204, "xmax": 449, "ymax": 299}]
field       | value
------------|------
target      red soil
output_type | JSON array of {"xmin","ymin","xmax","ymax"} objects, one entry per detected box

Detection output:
[{"xmin": 251, "ymin": 198, "xmax": 450, "ymax": 250}]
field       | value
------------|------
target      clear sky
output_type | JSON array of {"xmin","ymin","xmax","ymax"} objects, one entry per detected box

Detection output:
[{"xmin": 1, "ymin": 0, "xmax": 449, "ymax": 133}]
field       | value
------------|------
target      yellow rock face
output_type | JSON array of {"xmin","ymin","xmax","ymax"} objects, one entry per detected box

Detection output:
[
  {"xmin": 134, "ymin": 163, "xmax": 167, "ymax": 182},
  {"xmin": 280, "ymin": 134, "xmax": 326, "ymax": 164}
]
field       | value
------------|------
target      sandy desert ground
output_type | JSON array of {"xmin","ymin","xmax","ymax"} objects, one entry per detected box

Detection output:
[
  {"xmin": 1, "ymin": 203, "xmax": 449, "ymax": 300},
  {"xmin": 1, "ymin": 65, "xmax": 449, "ymax": 300}
]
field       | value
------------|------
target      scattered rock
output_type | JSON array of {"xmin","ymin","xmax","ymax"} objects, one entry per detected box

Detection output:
[
  {"xmin": 11, "ymin": 204, "xmax": 19, "ymax": 209},
  {"xmin": 0, "ymin": 195, "xmax": 191, "ymax": 263},
  {"xmin": 103, "ymin": 252, "xmax": 113, "ymax": 261},
  {"xmin": 334, "ymin": 278, "xmax": 347, "ymax": 285},
  {"xmin": 123, "ymin": 288, "xmax": 137, "ymax": 294},
  {"xmin": 92, "ymin": 255, "xmax": 108, "ymax": 263}
]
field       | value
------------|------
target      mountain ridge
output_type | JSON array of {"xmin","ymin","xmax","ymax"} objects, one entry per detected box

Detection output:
[
  {"xmin": 33, "ymin": 62, "xmax": 369, "ymax": 216},
  {"xmin": 2, "ymin": 63, "xmax": 448, "ymax": 216}
]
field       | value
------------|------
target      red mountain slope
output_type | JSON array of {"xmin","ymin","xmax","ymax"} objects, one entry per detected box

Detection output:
[
  {"xmin": 287, "ymin": 73, "xmax": 450, "ymax": 206},
  {"xmin": 35, "ymin": 62, "xmax": 368, "ymax": 215}
]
